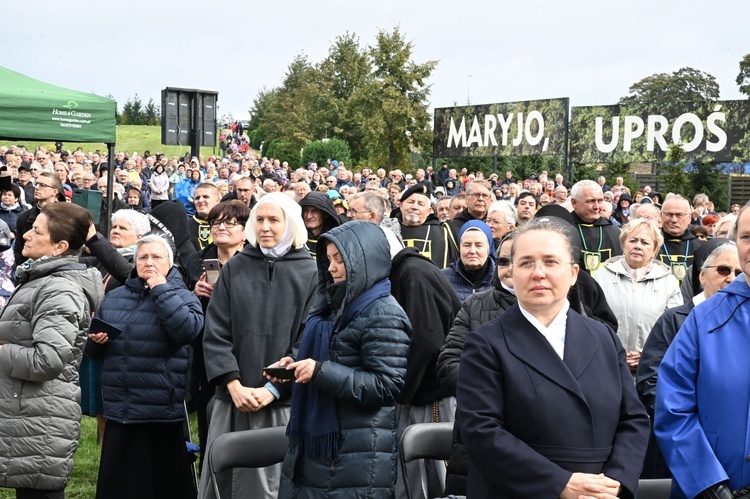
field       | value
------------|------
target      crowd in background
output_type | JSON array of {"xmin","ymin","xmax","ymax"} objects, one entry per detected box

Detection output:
[{"xmin": 0, "ymin": 140, "xmax": 749, "ymax": 498}]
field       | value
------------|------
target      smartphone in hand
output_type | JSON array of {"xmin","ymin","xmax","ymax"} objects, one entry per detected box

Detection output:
[{"xmin": 203, "ymin": 259, "xmax": 221, "ymax": 286}]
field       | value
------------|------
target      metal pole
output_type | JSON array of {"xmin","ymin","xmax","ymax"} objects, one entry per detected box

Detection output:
[
  {"xmin": 563, "ymin": 98, "xmax": 571, "ymax": 184},
  {"xmin": 104, "ymin": 143, "xmax": 115, "ymax": 237},
  {"xmin": 190, "ymin": 93, "xmax": 201, "ymax": 160}
]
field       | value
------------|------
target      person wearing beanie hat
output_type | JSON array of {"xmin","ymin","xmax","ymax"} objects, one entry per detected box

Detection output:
[
  {"xmin": 390, "ymin": 184, "xmax": 457, "ymax": 269},
  {"xmin": 441, "ymin": 220, "xmax": 496, "ymax": 302}
]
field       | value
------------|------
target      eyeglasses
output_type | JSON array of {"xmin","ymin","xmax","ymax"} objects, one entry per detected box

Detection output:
[
  {"xmin": 485, "ymin": 218, "xmax": 507, "ymax": 226},
  {"xmin": 705, "ymin": 265, "xmax": 742, "ymax": 277},
  {"xmin": 513, "ymin": 259, "xmax": 573, "ymax": 274},
  {"xmin": 34, "ymin": 182, "xmax": 55, "ymax": 190},
  {"xmin": 497, "ymin": 257, "xmax": 511, "ymax": 267},
  {"xmin": 468, "ymin": 192, "xmax": 492, "ymax": 200},
  {"xmin": 347, "ymin": 207, "xmax": 364, "ymax": 217},
  {"xmin": 209, "ymin": 218, "xmax": 241, "ymax": 229},
  {"xmin": 67, "ymin": 161, "xmax": 75, "ymax": 165},
  {"xmin": 662, "ymin": 212, "xmax": 689, "ymax": 219}
]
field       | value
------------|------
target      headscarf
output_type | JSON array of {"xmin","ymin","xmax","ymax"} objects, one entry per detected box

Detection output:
[
  {"xmin": 246, "ymin": 192, "xmax": 306, "ymax": 259},
  {"xmin": 459, "ymin": 220, "xmax": 495, "ymax": 257}
]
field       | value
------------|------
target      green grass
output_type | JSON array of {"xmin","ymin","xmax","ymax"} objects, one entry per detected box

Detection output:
[
  {"xmin": 1, "ymin": 125, "xmax": 225, "ymax": 158},
  {"xmin": 0, "ymin": 413, "xmax": 201, "ymax": 498}
]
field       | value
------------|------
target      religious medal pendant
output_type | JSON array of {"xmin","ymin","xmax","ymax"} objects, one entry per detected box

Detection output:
[
  {"xmin": 583, "ymin": 251, "xmax": 601, "ymax": 271},
  {"xmin": 670, "ymin": 261, "xmax": 687, "ymax": 280}
]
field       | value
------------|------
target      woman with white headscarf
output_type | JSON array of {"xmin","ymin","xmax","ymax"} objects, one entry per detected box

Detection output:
[{"xmin": 199, "ymin": 193, "xmax": 318, "ymax": 499}]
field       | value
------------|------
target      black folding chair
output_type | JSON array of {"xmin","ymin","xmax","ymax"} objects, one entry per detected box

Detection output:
[
  {"xmin": 637, "ymin": 478, "xmax": 672, "ymax": 498},
  {"xmin": 398, "ymin": 422, "xmax": 454, "ymax": 499},
  {"xmin": 206, "ymin": 425, "xmax": 289, "ymax": 499}
]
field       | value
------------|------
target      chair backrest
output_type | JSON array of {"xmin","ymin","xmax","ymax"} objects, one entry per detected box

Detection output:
[
  {"xmin": 637, "ymin": 478, "xmax": 672, "ymax": 499},
  {"xmin": 207, "ymin": 425, "xmax": 289, "ymax": 499},
  {"xmin": 400, "ymin": 422, "xmax": 454, "ymax": 463},
  {"xmin": 399, "ymin": 422, "xmax": 454, "ymax": 499}
]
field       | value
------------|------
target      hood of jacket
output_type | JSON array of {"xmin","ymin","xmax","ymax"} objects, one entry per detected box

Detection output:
[
  {"xmin": 616, "ymin": 193, "xmax": 633, "ymax": 211},
  {"xmin": 316, "ymin": 221, "xmax": 391, "ymax": 317},
  {"xmin": 718, "ymin": 275, "xmax": 750, "ymax": 300},
  {"xmin": 16, "ymin": 256, "xmax": 103, "ymax": 312},
  {"xmin": 299, "ymin": 191, "xmax": 342, "ymax": 235},
  {"xmin": 391, "ymin": 246, "xmax": 433, "ymax": 271}
]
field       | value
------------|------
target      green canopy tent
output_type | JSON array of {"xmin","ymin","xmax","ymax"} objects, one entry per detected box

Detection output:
[{"xmin": 0, "ymin": 66, "xmax": 117, "ymax": 233}]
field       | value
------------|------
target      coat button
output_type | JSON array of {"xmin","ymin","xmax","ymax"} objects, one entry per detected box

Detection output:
[
  {"xmin": 13, "ymin": 393, "xmax": 18, "ymax": 398},
  {"xmin": 747, "ymin": 455, "xmax": 750, "ymax": 461}
]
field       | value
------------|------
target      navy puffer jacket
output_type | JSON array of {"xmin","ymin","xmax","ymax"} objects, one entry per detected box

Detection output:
[
  {"xmin": 279, "ymin": 221, "xmax": 411, "ymax": 499},
  {"xmin": 88, "ymin": 267, "xmax": 203, "ymax": 423},
  {"xmin": 442, "ymin": 258, "xmax": 496, "ymax": 302}
]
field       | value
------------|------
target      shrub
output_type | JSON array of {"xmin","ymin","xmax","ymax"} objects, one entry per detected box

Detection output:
[{"xmin": 302, "ymin": 138, "xmax": 352, "ymax": 168}]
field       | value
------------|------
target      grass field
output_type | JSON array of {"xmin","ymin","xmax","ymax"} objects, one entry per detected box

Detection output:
[
  {"xmin": 0, "ymin": 413, "xmax": 201, "ymax": 498},
  {"xmin": 0, "ymin": 125, "xmax": 224, "ymax": 159}
]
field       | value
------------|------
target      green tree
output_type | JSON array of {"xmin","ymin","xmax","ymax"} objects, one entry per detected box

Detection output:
[
  {"xmin": 690, "ymin": 162, "xmax": 729, "ymax": 212},
  {"xmin": 662, "ymin": 144, "xmax": 690, "ymax": 196},
  {"xmin": 318, "ymin": 33, "xmax": 372, "ymax": 161},
  {"xmin": 619, "ymin": 67, "xmax": 720, "ymax": 115},
  {"xmin": 357, "ymin": 27, "xmax": 436, "ymax": 170},
  {"xmin": 602, "ymin": 161, "xmax": 639, "ymax": 197},
  {"xmin": 143, "ymin": 98, "xmax": 159, "ymax": 126},
  {"xmin": 302, "ymin": 138, "xmax": 352, "ymax": 167},
  {"xmin": 737, "ymin": 53, "xmax": 750, "ymax": 96}
]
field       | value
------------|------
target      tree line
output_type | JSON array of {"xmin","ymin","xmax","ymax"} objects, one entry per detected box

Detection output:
[{"xmin": 246, "ymin": 27, "xmax": 436, "ymax": 170}]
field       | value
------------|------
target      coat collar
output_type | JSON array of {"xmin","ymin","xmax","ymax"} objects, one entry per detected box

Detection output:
[{"xmin": 503, "ymin": 305, "xmax": 599, "ymax": 403}]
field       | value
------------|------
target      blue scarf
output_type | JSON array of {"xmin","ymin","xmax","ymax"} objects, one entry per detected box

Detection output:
[{"xmin": 287, "ymin": 278, "xmax": 392, "ymax": 459}]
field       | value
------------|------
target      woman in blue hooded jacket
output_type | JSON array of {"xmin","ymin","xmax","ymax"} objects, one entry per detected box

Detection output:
[
  {"xmin": 273, "ymin": 221, "xmax": 411, "ymax": 498},
  {"xmin": 655, "ymin": 205, "xmax": 750, "ymax": 499}
]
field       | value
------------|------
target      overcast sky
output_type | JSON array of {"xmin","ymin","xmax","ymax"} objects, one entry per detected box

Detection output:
[{"xmin": 4, "ymin": 0, "xmax": 748, "ymax": 122}]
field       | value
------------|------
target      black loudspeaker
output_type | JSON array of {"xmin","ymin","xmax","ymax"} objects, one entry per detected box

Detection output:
[{"xmin": 161, "ymin": 88, "xmax": 218, "ymax": 147}]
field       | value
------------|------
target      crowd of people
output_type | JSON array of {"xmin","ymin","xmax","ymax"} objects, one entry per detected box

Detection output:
[{"xmin": 0, "ymin": 142, "xmax": 748, "ymax": 499}]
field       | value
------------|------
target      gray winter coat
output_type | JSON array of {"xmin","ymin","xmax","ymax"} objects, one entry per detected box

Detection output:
[{"xmin": 0, "ymin": 257, "xmax": 103, "ymax": 490}]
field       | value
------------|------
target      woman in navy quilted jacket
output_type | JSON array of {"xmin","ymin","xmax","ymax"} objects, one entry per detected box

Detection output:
[
  {"xmin": 273, "ymin": 221, "xmax": 412, "ymax": 498},
  {"xmin": 86, "ymin": 233, "xmax": 204, "ymax": 499}
]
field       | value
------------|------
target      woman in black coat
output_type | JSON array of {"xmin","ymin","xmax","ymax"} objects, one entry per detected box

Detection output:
[{"xmin": 456, "ymin": 218, "xmax": 649, "ymax": 498}]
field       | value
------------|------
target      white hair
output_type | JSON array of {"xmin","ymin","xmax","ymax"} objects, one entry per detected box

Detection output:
[
  {"xmin": 135, "ymin": 233, "xmax": 174, "ymax": 267},
  {"xmin": 111, "ymin": 210, "xmax": 151, "ymax": 237}
]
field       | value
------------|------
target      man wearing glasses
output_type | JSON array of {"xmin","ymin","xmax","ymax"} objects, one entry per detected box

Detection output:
[
  {"xmin": 657, "ymin": 196, "xmax": 704, "ymax": 281},
  {"xmin": 447, "ymin": 180, "xmax": 493, "ymax": 249},
  {"xmin": 13, "ymin": 172, "xmax": 62, "ymax": 273}
]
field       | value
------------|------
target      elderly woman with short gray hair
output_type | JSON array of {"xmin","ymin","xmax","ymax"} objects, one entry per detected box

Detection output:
[
  {"xmin": 86, "ymin": 233, "xmax": 203, "ymax": 499},
  {"xmin": 593, "ymin": 219, "xmax": 682, "ymax": 373}
]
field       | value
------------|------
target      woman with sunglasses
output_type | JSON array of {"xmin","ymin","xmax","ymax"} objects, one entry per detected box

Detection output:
[
  {"xmin": 636, "ymin": 240, "xmax": 739, "ymax": 479},
  {"xmin": 655, "ymin": 206, "xmax": 750, "ymax": 498},
  {"xmin": 593, "ymin": 218, "xmax": 682, "ymax": 374},
  {"xmin": 437, "ymin": 231, "xmax": 518, "ymax": 496}
]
